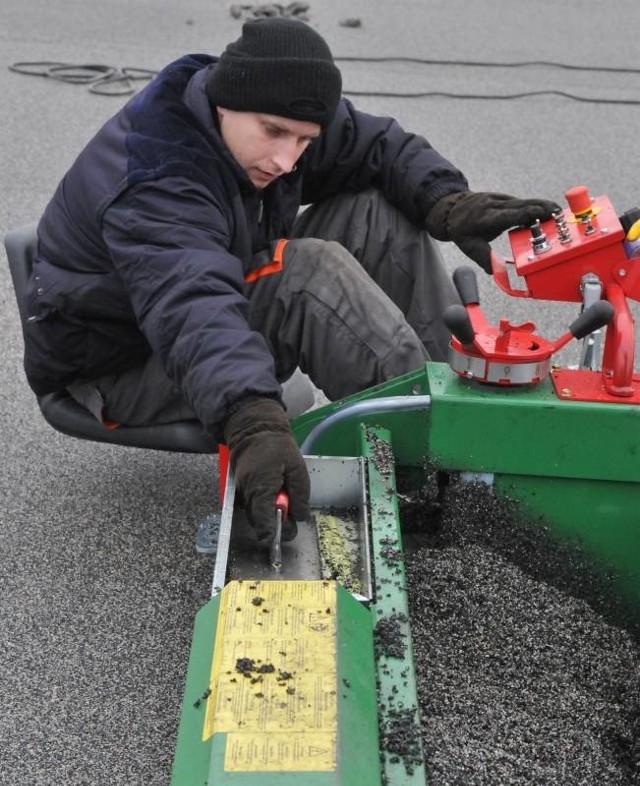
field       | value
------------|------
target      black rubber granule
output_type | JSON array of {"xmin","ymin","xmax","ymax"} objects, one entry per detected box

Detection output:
[
  {"xmin": 374, "ymin": 612, "xmax": 409, "ymax": 660},
  {"xmin": 379, "ymin": 705, "xmax": 424, "ymax": 776},
  {"xmin": 404, "ymin": 477, "xmax": 640, "ymax": 786},
  {"xmin": 235, "ymin": 657, "xmax": 256, "ymax": 676}
]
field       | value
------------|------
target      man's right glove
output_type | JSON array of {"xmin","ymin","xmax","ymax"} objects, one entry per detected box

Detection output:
[
  {"xmin": 425, "ymin": 191, "xmax": 560, "ymax": 273},
  {"xmin": 223, "ymin": 397, "xmax": 311, "ymax": 548}
]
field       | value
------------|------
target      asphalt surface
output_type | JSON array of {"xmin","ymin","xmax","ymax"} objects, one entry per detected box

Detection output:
[{"xmin": 2, "ymin": 2, "xmax": 640, "ymax": 785}]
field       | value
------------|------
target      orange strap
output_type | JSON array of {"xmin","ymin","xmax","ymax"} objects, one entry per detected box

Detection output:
[{"xmin": 244, "ymin": 238, "xmax": 289, "ymax": 283}]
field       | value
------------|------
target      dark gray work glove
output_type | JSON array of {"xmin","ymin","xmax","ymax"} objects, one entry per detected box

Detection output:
[
  {"xmin": 425, "ymin": 191, "xmax": 560, "ymax": 273},
  {"xmin": 223, "ymin": 398, "xmax": 311, "ymax": 548}
]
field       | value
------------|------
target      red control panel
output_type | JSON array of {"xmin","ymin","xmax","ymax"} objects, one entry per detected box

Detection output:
[{"xmin": 445, "ymin": 186, "xmax": 640, "ymax": 403}]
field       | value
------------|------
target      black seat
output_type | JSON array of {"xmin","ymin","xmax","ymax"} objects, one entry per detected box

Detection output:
[{"xmin": 4, "ymin": 225, "xmax": 215, "ymax": 454}]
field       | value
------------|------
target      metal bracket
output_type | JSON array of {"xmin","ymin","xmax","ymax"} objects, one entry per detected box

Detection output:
[{"xmin": 578, "ymin": 273, "xmax": 604, "ymax": 370}]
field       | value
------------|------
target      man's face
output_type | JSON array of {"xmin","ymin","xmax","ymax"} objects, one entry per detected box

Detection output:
[{"xmin": 217, "ymin": 108, "xmax": 321, "ymax": 189}]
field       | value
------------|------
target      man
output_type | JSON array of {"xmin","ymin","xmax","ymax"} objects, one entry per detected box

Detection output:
[{"xmin": 22, "ymin": 18, "xmax": 558, "ymax": 547}]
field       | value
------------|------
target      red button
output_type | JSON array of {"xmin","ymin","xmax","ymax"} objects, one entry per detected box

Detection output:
[{"xmin": 565, "ymin": 185, "xmax": 592, "ymax": 216}]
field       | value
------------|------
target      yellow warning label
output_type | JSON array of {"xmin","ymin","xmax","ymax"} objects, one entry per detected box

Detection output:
[
  {"xmin": 203, "ymin": 580, "xmax": 337, "ymax": 772},
  {"xmin": 224, "ymin": 731, "xmax": 336, "ymax": 771}
]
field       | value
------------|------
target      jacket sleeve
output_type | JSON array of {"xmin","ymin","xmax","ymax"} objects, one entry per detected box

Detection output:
[
  {"xmin": 101, "ymin": 175, "xmax": 282, "ymax": 436},
  {"xmin": 301, "ymin": 98, "xmax": 469, "ymax": 223}
]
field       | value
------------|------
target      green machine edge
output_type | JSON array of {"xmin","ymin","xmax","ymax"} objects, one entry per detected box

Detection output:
[{"xmin": 292, "ymin": 362, "xmax": 640, "ymax": 623}]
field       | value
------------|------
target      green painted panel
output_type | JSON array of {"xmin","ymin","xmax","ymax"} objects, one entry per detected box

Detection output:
[
  {"xmin": 336, "ymin": 585, "xmax": 382, "ymax": 786},
  {"xmin": 426, "ymin": 364, "xmax": 640, "ymax": 483},
  {"xmin": 362, "ymin": 425, "xmax": 428, "ymax": 785},
  {"xmin": 495, "ymin": 473, "xmax": 640, "ymax": 627},
  {"xmin": 171, "ymin": 595, "xmax": 220, "ymax": 786}
]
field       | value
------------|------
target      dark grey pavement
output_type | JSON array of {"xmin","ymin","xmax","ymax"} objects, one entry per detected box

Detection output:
[{"xmin": 2, "ymin": 2, "xmax": 640, "ymax": 784}]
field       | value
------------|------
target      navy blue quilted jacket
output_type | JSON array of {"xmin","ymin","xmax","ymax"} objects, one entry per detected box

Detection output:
[{"xmin": 23, "ymin": 54, "xmax": 468, "ymax": 435}]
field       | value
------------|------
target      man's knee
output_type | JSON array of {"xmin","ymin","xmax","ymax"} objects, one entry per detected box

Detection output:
[{"xmin": 283, "ymin": 238, "xmax": 377, "ymax": 303}]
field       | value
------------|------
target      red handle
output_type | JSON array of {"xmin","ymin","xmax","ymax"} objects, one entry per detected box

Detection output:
[{"xmin": 275, "ymin": 491, "xmax": 289, "ymax": 518}]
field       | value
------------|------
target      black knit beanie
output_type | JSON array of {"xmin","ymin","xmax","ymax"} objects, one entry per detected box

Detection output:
[{"xmin": 206, "ymin": 18, "xmax": 342, "ymax": 128}]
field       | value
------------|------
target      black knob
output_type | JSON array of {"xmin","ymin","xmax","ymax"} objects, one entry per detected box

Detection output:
[
  {"xmin": 569, "ymin": 300, "xmax": 615, "ymax": 339},
  {"xmin": 619, "ymin": 206, "xmax": 640, "ymax": 235},
  {"xmin": 452, "ymin": 266, "xmax": 480, "ymax": 306},
  {"xmin": 443, "ymin": 304, "xmax": 475, "ymax": 345}
]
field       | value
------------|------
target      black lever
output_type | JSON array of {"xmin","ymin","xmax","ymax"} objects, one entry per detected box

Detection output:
[
  {"xmin": 452, "ymin": 266, "xmax": 480, "ymax": 306},
  {"xmin": 443, "ymin": 304, "xmax": 475, "ymax": 345},
  {"xmin": 569, "ymin": 300, "xmax": 615, "ymax": 339}
]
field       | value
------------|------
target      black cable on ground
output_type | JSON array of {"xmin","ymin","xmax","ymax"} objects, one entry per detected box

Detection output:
[
  {"xmin": 8, "ymin": 61, "xmax": 156, "ymax": 96},
  {"xmin": 334, "ymin": 54, "xmax": 640, "ymax": 76},
  {"xmin": 343, "ymin": 88, "xmax": 640, "ymax": 106},
  {"xmin": 8, "ymin": 56, "xmax": 640, "ymax": 105}
]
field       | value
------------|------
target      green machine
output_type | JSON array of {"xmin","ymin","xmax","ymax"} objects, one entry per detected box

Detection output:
[
  {"xmin": 171, "ymin": 187, "xmax": 639, "ymax": 785},
  {"xmin": 172, "ymin": 442, "xmax": 427, "ymax": 786}
]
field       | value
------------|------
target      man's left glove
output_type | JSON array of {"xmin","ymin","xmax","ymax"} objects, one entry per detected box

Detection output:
[
  {"xmin": 223, "ymin": 397, "xmax": 311, "ymax": 548},
  {"xmin": 425, "ymin": 191, "xmax": 560, "ymax": 273}
]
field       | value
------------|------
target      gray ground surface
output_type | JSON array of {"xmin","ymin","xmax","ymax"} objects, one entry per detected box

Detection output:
[{"xmin": 2, "ymin": 2, "xmax": 640, "ymax": 785}]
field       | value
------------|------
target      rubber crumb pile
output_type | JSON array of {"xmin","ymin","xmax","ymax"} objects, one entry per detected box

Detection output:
[{"xmin": 405, "ymin": 478, "xmax": 639, "ymax": 786}]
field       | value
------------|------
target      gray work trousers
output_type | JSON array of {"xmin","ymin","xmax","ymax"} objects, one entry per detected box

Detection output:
[{"xmin": 69, "ymin": 188, "xmax": 459, "ymax": 425}]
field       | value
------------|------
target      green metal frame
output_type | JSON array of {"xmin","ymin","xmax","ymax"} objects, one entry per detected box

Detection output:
[
  {"xmin": 362, "ymin": 424, "xmax": 427, "ymax": 784},
  {"xmin": 293, "ymin": 362, "xmax": 640, "ymax": 622},
  {"xmin": 424, "ymin": 364, "xmax": 640, "ymax": 483},
  {"xmin": 172, "ymin": 423, "xmax": 431, "ymax": 786},
  {"xmin": 172, "ymin": 594, "xmax": 220, "ymax": 784}
]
